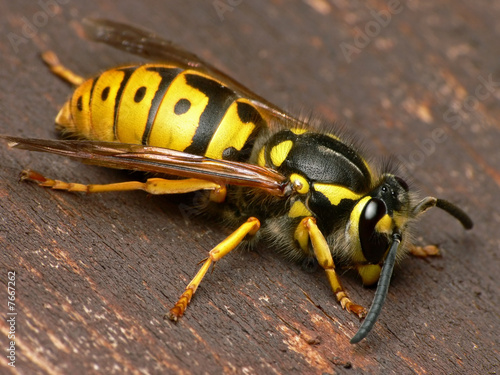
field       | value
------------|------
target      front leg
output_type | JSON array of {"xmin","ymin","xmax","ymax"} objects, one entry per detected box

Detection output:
[
  {"xmin": 168, "ymin": 217, "xmax": 261, "ymax": 321},
  {"xmin": 295, "ymin": 217, "xmax": 367, "ymax": 319}
]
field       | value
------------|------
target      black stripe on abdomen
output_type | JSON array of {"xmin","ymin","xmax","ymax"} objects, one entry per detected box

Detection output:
[
  {"xmin": 141, "ymin": 66, "xmax": 182, "ymax": 145},
  {"xmin": 183, "ymin": 73, "xmax": 237, "ymax": 155}
]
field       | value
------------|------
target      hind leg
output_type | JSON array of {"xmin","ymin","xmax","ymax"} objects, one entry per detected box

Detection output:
[{"xmin": 41, "ymin": 50, "xmax": 84, "ymax": 86}]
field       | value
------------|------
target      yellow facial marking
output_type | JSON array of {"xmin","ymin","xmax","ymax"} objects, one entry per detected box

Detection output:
[
  {"xmin": 392, "ymin": 212, "xmax": 409, "ymax": 230},
  {"xmin": 288, "ymin": 200, "xmax": 312, "ymax": 218},
  {"xmin": 290, "ymin": 173, "xmax": 309, "ymax": 194},
  {"xmin": 375, "ymin": 214, "xmax": 393, "ymax": 234},
  {"xmin": 313, "ymin": 183, "xmax": 362, "ymax": 206},
  {"xmin": 356, "ymin": 264, "xmax": 382, "ymax": 286},
  {"xmin": 270, "ymin": 140, "xmax": 293, "ymax": 167}
]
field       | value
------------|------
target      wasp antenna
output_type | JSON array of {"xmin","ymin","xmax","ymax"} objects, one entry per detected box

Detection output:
[
  {"xmin": 350, "ymin": 234, "xmax": 401, "ymax": 344},
  {"xmin": 435, "ymin": 199, "xmax": 473, "ymax": 230},
  {"xmin": 412, "ymin": 196, "xmax": 437, "ymax": 216},
  {"xmin": 412, "ymin": 197, "xmax": 473, "ymax": 230}
]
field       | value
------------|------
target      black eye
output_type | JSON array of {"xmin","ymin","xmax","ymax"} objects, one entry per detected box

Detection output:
[
  {"xmin": 359, "ymin": 198, "xmax": 389, "ymax": 264},
  {"xmin": 363, "ymin": 199, "xmax": 386, "ymax": 222}
]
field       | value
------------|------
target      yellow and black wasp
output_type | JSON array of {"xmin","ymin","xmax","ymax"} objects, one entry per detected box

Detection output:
[{"xmin": 1, "ymin": 19, "xmax": 473, "ymax": 343}]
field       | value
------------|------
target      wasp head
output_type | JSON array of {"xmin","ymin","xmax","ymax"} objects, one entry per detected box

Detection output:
[{"xmin": 356, "ymin": 174, "xmax": 411, "ymax": 266}]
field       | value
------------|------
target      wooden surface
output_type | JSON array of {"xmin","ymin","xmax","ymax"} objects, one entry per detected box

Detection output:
[{"xmin": 0, "ymin": 1, "xmax": 499, "ymax": 374}]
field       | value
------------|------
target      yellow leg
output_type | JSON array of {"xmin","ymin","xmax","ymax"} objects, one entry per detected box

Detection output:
[
  {"xmin": 297, "ymin": 217, "xmax": 366, "ymax": 319},
  {"xmin": 41, "ymin": 50, "xmax": 85, "ymax": 86},
  {"xmin": 21, "ymin": 169, "xmax": 227, "ymax": 201},
  {"xmin": 168, "ymin": 217, "xmax": 261, "ymax": 321}
]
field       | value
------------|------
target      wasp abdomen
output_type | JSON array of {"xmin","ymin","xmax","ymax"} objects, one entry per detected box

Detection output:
[{"xmin": 57, "ymin": 64, "xmax": 267, "ymax": 161}]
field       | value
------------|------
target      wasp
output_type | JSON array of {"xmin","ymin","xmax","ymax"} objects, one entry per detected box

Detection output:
[{"xmin": 1, "ymin": 19, "xmax": 473, "ymax": 343}]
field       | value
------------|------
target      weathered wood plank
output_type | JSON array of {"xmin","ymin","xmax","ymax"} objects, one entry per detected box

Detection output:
[{"xmin": 0, "ymin": 1, "xmax": 498, "ymax": 374}]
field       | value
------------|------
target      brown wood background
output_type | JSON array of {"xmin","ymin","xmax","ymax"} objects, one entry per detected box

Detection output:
[{"xmin": 0, "ymin": 1, "xmax": 499, "ymax": 374}]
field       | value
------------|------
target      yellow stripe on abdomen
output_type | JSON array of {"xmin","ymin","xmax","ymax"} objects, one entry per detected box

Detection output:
[
  {"xmin": 69, "ymin": 78, "xmax": 94, "ymax": 138},
  {"xmin": 89, "ymin": 68, "xmax": 131, "ymax": 141},
  {"xmin": 147, "ymin": 72, "xmax": 209, "ymax": 151},
  {"xmin": 115, "ymin": 65, "xmax": 165, "ymax": 144},
  {"xmin": 205, "ymin": 99, "xmax": 263, "ymax": 160}
]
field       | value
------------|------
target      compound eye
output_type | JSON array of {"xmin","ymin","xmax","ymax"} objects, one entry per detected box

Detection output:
[
  {"xmin": 362, "ymin": 198, "xmax": 386, "ymax": 223},
  {"xmin": 359, "ymin": 198, "xmax": 389, "ymax": 264}
]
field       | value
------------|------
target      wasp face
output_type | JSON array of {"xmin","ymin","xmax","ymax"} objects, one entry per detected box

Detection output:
[
  {"xmin": 261, "ymin": 130, "xmax": 415, "ymax": 268},
  {"xmin": 358, "ymin": 175, "xmax": 411, "ymax": 265}
]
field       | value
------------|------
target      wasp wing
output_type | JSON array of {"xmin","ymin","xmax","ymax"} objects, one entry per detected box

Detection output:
[
  {"xmin": 2, "ymin": 136, "xmax": 287, "ymax": 196},
  {"xmin": 82, "ymin": 18, "xmax": 300, "ymax": 127}
]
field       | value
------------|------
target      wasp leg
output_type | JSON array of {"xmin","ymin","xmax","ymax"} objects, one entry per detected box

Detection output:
[
  {"xmin": 20, "ymin": 169, "xmax": 227, "ymax": 202},
  {"xmin": 168, "ymin": 217, "xmax": 261, "ymax": 321},
  {"xmin": 296, "ymin": 217, "xmax": 367, "ymax": 319},
  {"xmin": 409, "ymin": 244, "xmax": 440, "ymax": 257},
  {"xmin": 41, "ymin": 51, "xmax": 84, "ymax": 86}
]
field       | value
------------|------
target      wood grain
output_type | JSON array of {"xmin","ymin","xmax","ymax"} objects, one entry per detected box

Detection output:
[{"xmin": 0, "ymin": 1, "xmax": 498, "ymax": 374}]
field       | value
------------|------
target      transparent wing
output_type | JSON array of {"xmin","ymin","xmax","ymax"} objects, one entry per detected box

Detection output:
[
  {"xmin": 2, "ymin": 136, "xmax": 288, "ymax": 196},
  {"xmin": 82, "ymin": 18, "xmax": 300, "ymax": 126}
]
